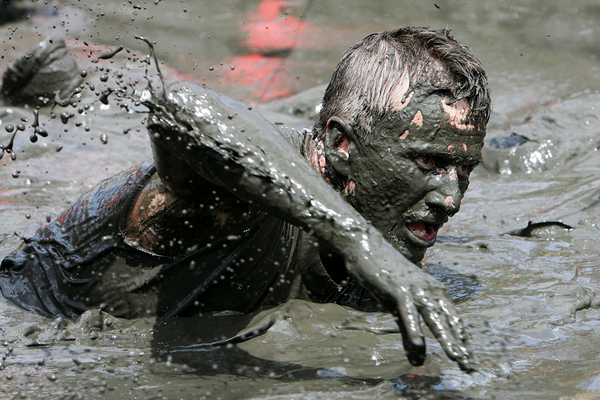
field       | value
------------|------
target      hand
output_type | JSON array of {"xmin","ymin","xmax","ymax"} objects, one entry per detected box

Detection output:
[
  {"xmin": 392, "ymin": 268, "xmax": 475, "ymax": 372},
  {"xmin": 343, "ymin": 237, "xmax": 475, "ymax": 373}
]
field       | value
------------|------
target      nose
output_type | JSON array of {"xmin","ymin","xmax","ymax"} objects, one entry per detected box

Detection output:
[{"xmin": 424, "ymin": 167, "xmax": 463, "ymax": 216}]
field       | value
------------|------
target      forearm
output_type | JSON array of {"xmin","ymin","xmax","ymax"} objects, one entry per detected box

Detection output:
[{"xmin": 147, "ymin": 84, "xmax": 359, "ymax": 238}]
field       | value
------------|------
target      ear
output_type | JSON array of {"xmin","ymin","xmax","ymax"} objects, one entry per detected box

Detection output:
[{"xmin": 324, "ymin": 116, "xmax": 359, "ymax": 175}]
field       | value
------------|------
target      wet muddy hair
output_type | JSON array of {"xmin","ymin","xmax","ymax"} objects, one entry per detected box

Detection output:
[{"xmin": 315, "ymin": 26, "xmax": 491, "ymax": 140}]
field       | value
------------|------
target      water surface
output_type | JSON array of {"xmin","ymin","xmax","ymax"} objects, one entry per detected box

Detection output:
[{"xmin": 1, "ymin": 1, "xmax": 600, "ymax": 399}]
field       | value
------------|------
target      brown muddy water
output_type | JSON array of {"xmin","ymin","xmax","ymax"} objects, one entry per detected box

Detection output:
[{"xmin": 1, "ymin": 0, "xmax": 600, "ymax": 399}]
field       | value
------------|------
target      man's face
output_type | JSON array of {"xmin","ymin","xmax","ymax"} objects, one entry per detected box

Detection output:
[{"xmin": 342, "ymin": 91, "xmax": 485, "ymax": 263}]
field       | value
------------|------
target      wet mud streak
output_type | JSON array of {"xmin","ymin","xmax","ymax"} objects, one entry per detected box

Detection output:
[
  {"xmin": 177, "ymin": 317, "xmax": 276, "ymax": 350},
  {"xmin": 97, "ymin": 45, "xmax": 124, "ymax": 60},
  {"xmin": 98, "ymin": 88, "xmax": 114, "ymax": 105},
  {"xmin": 134, "ymin": 35, "xmax": 169, "ymax": 105},
  {"xmin": 505, "ymin": 220, "xmax": 573, "ymax": 237},
  {"xmin": 51, "ymin": 90, "xmax": 73, "ymax": 108}
]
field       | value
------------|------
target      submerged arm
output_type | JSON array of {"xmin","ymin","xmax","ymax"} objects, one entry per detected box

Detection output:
[{"xmin": 143, "ymin": 81, "xmax": 474, "ymax": 371}]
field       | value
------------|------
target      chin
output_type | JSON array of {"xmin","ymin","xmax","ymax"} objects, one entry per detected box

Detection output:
[
  {"xmin": 387, "ymin": 234, "xmax": 427, "ymax": 264},
  {"xmin": 405, "ymin": 248, "xmax": 427, "ymax": 264}
]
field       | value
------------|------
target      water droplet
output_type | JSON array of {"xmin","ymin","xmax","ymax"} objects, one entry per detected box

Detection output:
[
  {"xmin": 100, "ymin": 134, "xmax": 108, "ymax": 144},
  {"xmin": 60, "ymin": 112, "xmax": 74, "ymax": 124},
  {"xmin": 4, "ymin": 125, "xmax": 13, "ymax": 133},
  {"xmin": 35, "ymin": 127, "xmax": 48, "ymax": 137}
]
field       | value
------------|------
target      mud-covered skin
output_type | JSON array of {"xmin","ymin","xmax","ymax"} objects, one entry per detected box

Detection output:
[
  {"xmin": 319, "ymin": 86, "xmax": 484, "ymax": 263},
  {"xmin": 141, "ymin": 80, "xmax": 474, "ymax": 371}
]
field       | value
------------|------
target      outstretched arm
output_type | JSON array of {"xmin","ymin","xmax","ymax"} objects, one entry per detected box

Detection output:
[{"xmin": 143, "ymin": 81, "xmax": 474, "ymax": 372}]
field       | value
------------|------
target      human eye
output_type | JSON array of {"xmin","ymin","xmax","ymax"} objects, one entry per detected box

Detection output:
[{"xmin": 414, "ymin": 155, "xmax": 436, "ymax": 170}]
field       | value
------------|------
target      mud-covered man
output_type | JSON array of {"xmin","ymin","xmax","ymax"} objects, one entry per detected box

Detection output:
[{"xmin": 0, "ymin": 27, "xmax": 491, "ymax": 371}]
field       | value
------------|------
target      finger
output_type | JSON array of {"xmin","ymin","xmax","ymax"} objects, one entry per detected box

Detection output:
[
  {"xmin": 394, "ymin": 292, "xmax": 426, "ymax": 366},
  {"xmin": 421, "ymin": 300, "xmax": 476, "ymax": 373}
]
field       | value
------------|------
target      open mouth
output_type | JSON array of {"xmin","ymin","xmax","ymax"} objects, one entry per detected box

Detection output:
[{"xmin": 406, "ymin": 221, "xmax": 439, "ymax": 243}]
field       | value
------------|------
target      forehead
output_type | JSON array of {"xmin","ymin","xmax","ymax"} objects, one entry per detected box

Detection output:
[{"xmin": 374, "ymin": 89, "xmax": 485, "ymax": 162}]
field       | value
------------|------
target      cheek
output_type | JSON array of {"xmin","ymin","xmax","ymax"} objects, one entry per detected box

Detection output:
[
  {"xmin": 388, "ymin": 159, "xmax": 428, "ymax": 196},
  {"xmin": 361, "ymin": 161, "xmax": 427, "ymax": 210},
  {"xmin": 349, "ymin": 146, "xmax": 426, "ymax": 207}
]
